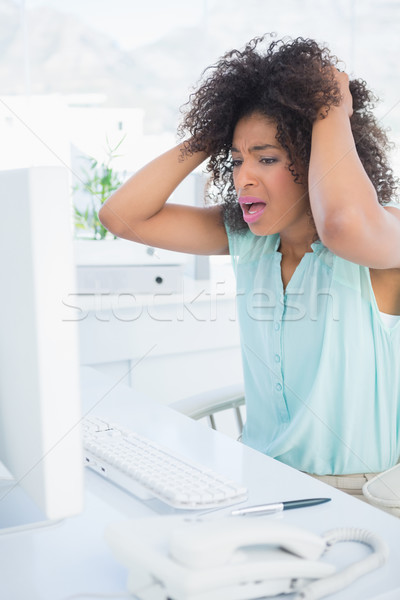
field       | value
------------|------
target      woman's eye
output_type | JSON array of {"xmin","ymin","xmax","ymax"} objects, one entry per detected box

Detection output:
[
  {"xmin": 260, "ymin": 157, "xmax": 277, "ymax": 165},
  {"xmin": 232, "ymin": 159, "xmax": 242, "ymax": 167}
]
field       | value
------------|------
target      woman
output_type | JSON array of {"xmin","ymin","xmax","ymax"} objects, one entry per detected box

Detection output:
[{"xmin": 99, "ymin": 35, "xmax": 400, "ymax": 507}]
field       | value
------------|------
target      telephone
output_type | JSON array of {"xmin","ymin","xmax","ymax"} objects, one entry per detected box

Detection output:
[{"xmin": 105, "ymin": 514, "xmax": 388, "ymax": 600}]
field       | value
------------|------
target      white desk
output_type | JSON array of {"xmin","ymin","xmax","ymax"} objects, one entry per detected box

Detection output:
[{"xmin": 1, "ymin": 367, "xmax": 400, "ymax": 600}]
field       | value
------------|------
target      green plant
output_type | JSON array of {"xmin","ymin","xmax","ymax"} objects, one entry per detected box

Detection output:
[{"xmin": 73, "ymin": 137, "xmax": 126, "ymax": 240}]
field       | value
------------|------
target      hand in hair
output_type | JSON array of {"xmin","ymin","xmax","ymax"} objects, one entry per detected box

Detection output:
[
  {"xmin": 335, "ymin": 71, "xmax": 353, "ymax": 118},
  {"xmin": 318, "ymin": 68, "xmax": 353, "ymax": 120}
]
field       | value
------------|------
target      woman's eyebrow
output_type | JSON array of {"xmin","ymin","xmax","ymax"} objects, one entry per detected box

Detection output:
[{"xmin": 231, "ymin": 143, "xmax": 280, "ymax": 152}]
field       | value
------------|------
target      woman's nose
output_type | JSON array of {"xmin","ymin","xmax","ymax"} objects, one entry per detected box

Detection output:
[{"xmin": 234, "ymin": 161, "xmax": 257, "ymax": 191}]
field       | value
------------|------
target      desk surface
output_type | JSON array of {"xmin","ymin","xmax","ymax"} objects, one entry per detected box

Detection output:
[{"xmin": 1, "ymin": 367, "xmax": 400, "ymax": 600}]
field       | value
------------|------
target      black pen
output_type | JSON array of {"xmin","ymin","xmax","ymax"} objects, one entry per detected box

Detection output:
[{"xmin": 231, "ymin": 497, "xmax": 331, "ymax": 516}]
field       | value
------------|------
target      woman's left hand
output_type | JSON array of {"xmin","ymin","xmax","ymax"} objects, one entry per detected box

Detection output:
[{"xmin": 333, "ymin": 69, "xmax": 353, "ymax": 118}]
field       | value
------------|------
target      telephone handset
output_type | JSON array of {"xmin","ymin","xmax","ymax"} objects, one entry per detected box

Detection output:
[
  {"xmin": 169, "ymin": 516, "xmax": 327, "ymax": 567},
  {"xmin": 105, "ymin": 515, "xmax": 388, "ymax": 600}
]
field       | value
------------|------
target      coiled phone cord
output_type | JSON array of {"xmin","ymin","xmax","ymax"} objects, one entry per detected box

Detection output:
[{"xmin": 296, "ymin": 527, "xmax": 389, "ymax": 600}]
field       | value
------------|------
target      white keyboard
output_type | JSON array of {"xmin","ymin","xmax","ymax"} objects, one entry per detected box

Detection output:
[{"xmin": 83, "ymin": 416, "xmax": 248, "ymax": 509}]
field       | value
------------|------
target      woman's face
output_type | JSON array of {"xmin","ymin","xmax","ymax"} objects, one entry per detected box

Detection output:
[{"xmin": 231, "ymin": 112, "xmax": 310, "ymax": 237}]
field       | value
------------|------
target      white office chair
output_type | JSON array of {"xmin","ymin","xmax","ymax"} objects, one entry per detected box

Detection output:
[{"xmin": 171, "ymin": 383, "xmax": 245, "ymax": 439}]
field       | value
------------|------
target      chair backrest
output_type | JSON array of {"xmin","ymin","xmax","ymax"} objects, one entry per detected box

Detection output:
[{"xmin": 170, "ymin": 383, "xmax": 245, "ymax": 439}]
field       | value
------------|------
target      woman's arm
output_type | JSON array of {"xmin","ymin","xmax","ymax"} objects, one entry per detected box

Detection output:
[
  {"xmin": 99, "ymin": 142, "xmax": 229, "ymax": 255},
  {"xmin": 308, "ymin": 71, "xmax": 400, "ymax": 268}
]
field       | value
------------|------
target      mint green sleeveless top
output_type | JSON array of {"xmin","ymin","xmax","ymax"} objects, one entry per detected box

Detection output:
[{"xmin": 227, "ymin": 228, "xmax": 400, "ymax": 475}]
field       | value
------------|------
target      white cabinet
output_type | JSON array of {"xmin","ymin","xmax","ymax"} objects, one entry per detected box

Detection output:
[{"xmin": 69, "ymin": 274, "xmax": 243, "ymax": 405}]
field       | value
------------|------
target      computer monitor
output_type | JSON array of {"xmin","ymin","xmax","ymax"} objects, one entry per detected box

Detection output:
[{"xmin": 0, "ymin": 166, "xmax": 84, "ymax": 532}]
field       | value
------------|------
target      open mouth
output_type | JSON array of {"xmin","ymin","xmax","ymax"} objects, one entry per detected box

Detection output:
[{"xmin": 238, "ymin": 197, "xmax": 267, "ymax": 223}]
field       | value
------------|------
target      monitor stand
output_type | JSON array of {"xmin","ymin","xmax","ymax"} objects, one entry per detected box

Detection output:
[{"xmin": 0, "ymin": 465, "xmax": 57, "ymax": 534}]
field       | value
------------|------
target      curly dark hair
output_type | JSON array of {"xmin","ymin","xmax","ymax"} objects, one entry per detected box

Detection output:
[{"xmin": 178, "ymin": 34, "xmax": 398, "ymax": 232}]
